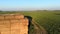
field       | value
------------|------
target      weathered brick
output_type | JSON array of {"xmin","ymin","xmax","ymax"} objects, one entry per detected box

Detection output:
[
  {"xmin": 4, "ymin": 15, "xmax": 14, "ymax": 19},
  {"xmin": 19, "ymin": 18, "xmax": 28, "ymax": 34},
  {"xmin": 14, "ymin": 15, "xmax": 24, "ymax": 19},
  {"xmin": 0, "ymin": 14, "xmax": 29, "ymax": 34},
  {"xmin": 3, "ymin": 20, "xmax": 10, "ymax": 27},
  {"xmin": 10, "ymin": 20, "xmax": 21, "ymax": 30},
  {"xmin": 0, "ymin": 21, "xmax": 4, "ymax": 25},
  {"xmin": 1, "ymin": 31, "xmax": 10, "ymax": 34},
  {"xmin": 11, "ymin": 29, "xmax": 20, "ymax": 34},
  {"xmin": 0, "ymin": 16, "xmax": 4, "ymax": 20},
  {"xmin": 10, "ymin": 20, "xmax": 20, "ymax": 24},
  {"xmin": 0, "ymin": 20, "xmax": 10, "ymax": 34},
  {"xmin": 20, "ymin": 18, "xmax": 29, "ymax": 26},
  {"xmin": 11, "ymin": 22, "xmax": 20, "ymax": 29}
]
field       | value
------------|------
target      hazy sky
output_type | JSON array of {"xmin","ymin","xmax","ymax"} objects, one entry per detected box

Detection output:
[{"xmin": 0, "ymin": 0, "xmax": 60, "ymax": 11}]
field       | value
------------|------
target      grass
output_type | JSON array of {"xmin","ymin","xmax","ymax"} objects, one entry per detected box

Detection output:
[{"xmin": 0, "ymin": 10, "xmax": 60, "ymax": 34}]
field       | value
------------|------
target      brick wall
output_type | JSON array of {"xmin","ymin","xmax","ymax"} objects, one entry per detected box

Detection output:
[{"xmin": 0, "ymin": 14, "xmax": 29, "ymax": 34}]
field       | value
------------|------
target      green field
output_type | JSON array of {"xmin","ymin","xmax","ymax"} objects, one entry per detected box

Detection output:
[{"xmin": 0, "ymin": 10, "xmax": 60, "ymax": 34}]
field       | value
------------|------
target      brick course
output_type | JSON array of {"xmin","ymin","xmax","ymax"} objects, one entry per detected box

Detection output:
[{"xmin": 0, "ymin": 14, "xmax": 28, "ymax": 34}]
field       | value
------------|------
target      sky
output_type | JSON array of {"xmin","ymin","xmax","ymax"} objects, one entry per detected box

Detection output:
[{"xmin": 0, "ymin": 0, "xmax": 60, "ymax": 11}]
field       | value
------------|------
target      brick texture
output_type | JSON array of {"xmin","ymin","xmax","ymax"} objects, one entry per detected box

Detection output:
[{"xmin": 0, "ymin": 14, "xmax": 28, "ymax": 34}]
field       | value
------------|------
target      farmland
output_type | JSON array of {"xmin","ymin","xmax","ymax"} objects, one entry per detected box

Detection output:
[{"xmin": 0, "ymin": 10, "xmax": 60, "ymax": 34}]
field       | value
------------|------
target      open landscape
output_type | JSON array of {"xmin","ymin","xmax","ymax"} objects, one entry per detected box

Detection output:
[
  {"xmin": 0, "ymin": 10, "xmax": 60, "ymax": 34},
  {"xmin": 0, "ymin": 0, "xmax": 60, "ymax": 34}
]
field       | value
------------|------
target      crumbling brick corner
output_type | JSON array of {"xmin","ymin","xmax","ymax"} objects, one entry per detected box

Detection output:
[{"xmin": 0, "ymin": 14, "xmax": 29, "ymax": 34}]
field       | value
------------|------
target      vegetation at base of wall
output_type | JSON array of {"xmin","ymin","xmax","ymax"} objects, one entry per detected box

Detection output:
[{"xmin": 0, "ymin": 10, "xmax": 60, "ymax": 34}]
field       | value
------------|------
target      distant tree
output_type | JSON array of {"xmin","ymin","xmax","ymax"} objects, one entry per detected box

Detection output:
[
  {"xmin": 0, "ymin": 10, "xmax": 2, "ymax": 12},
  {"xmin": 43, "ymin": 10, "xmax": 47, "ymax": 11}
]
